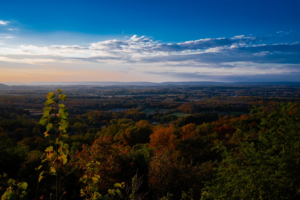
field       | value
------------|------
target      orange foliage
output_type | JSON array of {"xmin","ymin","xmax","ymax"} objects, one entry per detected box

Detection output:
[
  {"xmin": 178, "ymin": 103, "xmax": 194, "ymax": 114},
  {"xmin": 239, "ymin": 114, "xmax": 249, "ymax": 120},
  {"xmin": 136, "ymin": 120, "xmax": 151, "ymax": 129},
  {"xmin": 74, "ymin": 136, "xmax": 130, "ymax": 190},
  {"xmin": 181, "ymin": 123, "xmax": 197, "ymax": 140},
  {"xmin": 149, "ymin": 125, "xmax": 178, "ymax": 150}
]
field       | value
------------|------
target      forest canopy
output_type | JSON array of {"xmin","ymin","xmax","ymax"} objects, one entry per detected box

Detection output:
[{"xmin": 0, "ymin": 87, "xmax": 299, "ymax": 200}]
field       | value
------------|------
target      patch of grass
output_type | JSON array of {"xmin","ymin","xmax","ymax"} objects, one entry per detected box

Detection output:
[{"xmin": 168, "ymin": 112, "xmax": 191, "ymax": 117}]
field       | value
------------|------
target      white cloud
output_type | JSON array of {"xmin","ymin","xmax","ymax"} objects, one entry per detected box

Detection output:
[
  {"xmin": 0, "ymin": 56, "xmax": 55, "ymax": 64},
  {"xmin": 0, "ymin": 20, "xmax": 9, "ymax": 25},
  {"xmin": 8, "ymin": 28, "xmax": 18, "ymax": 31},
  {"xmin": 277, "ymin": 30, "xmax": 293, "ymax": 35},
  {"xmin": 0, "ymin": 34, "xmax": 299, "ymax": 80}
]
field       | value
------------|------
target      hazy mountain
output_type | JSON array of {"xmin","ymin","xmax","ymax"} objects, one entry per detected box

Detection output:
[
  {"xmin": 0, "ymin": 83, "xmax": 9, "ymax": 89},
  {"xmin": 4, "ymin": 82, "xmax": 158, "ymax": 86},
  {"xmin": 3, "ymin": 81, "xmax": 300, "ymax": 86},
  {"xmin": 233, "ymin": 82, "xmax": 300, "ymax": 86},
  {"xmin": 2, "ymin": 82, "xmax": 29, "ymax": 86}
]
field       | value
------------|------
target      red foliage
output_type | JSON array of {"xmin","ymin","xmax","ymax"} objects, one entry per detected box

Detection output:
[{"xmin": 73, "ymin": 136, "xmax": 130, "ymax": 190}]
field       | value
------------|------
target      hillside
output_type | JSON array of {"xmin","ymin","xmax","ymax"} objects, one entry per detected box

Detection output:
[{"xmin": 0, "ymin": 83, "xmax": 8, "ymax": 89}]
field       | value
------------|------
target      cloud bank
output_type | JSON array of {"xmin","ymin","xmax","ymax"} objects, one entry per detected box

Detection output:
[{"xmin": 1, "ymin": 33, "xmax": 300, "ymax": 82}]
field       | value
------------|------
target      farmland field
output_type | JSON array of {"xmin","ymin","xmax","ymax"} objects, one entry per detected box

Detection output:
[{"xmin": 168, "ymin": 112, "xmax": 191, "ymax": 117}]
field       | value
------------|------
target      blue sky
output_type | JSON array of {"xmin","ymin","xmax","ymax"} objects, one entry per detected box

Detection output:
[{"xmin": 0, "ymin": 0, "xmax": 300, "ymax": 83}]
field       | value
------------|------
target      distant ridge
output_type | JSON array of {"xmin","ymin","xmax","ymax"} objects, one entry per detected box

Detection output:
[
  {"xmin": 3, "ymin": 81, "xmax": 300, "ymax": 86},
  {"xmin": 233, "ymin": 82, "xmax": 300, "ymax": 86},
  {"xmin": 0, "ymin": 83, "xmax": 9, "ymax": 88}
]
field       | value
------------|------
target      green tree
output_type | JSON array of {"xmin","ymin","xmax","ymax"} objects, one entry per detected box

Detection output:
[
  {"xmin": 36, "ymin": 89, "xmax": 69, "ymax": 200},
  {"xmin": 0, "ymin": 173, "xmax": 27, "ymax": 200},
  {"xmin": 202, "ymin": 102, "xmax": 300, "ymax": 200}
]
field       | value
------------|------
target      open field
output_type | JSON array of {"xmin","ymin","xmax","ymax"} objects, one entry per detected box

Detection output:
[{"xmin": 168, "ymin": 112, "xmax": 191, "ymax": 117}]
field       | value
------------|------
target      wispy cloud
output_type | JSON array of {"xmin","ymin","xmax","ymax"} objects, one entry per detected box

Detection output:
[
  {"xmin": 11, "ymin": 35, "xmax": 267, "ymax": 63},
  {"xmin": 144, "ymin": 70, "xmax": 300, "ymax": 82},
  {"xmin": 1, "ymin": 35, "xmax": 299, "ymax": 65},
  {"xmin": 0, "ymin": 33, "xmax": 300, "ymax": 82},
  {"xmin": 277, "ymin": 30, "xmax": 293, "ymax": 35},
  {"xmin": 8, "ymin": 28, "xmax": 17, "ymax": 31},
  {"xmin": 0, "ymin": 20, "xmax": 9, "ymax": 25}
]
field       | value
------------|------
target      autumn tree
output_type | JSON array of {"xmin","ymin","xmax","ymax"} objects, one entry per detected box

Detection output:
[
  {"xmin": 73, "ymin": 136, "xmax": 129, "ymax": 194},
  {"xmin": 148, "ymin": 125, "xmax": 179, "ymax": 151}
]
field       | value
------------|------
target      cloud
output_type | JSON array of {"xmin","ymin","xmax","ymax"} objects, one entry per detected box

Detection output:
[
  {"xmin": 36, "ymin": 34, "xmax": 260, "ymax": 55},
  {"xmin": 137, "ymin": 43, "xmax": 300, "ymax": 65},
  {"xmin": 1, "ymin": 33, "xmax": 300, "ymax": 82},
  {"xmin": 277, "ymin": 30, "xmax": 293, "ymax": 35},
  {"xmin": 0, "ymin": 20, "xmax": 9, "ymax": 25},
  {"xmin": 145, "ymin": 71, "xmax": 300, "ymax": 82},
  {"xmin": 8, "ymin": 28, "xmax": 18, "ymax": 31},
  {"xmin": 86, "ymin": 35, "xmax": 263, "ymax": 54},
  {"xmin": 13, "ymin": 35, "xmax": 268, "ymax": 63}
]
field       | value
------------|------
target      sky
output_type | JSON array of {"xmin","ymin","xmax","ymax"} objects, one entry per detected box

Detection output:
[{"xmin": 0, "ymin": 0, "xmax": 300, "ymax": 84}]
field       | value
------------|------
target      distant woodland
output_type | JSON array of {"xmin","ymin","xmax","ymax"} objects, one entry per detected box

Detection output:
[{"xmin": 0, "ymin": 85, "xmax": 299, "ymax": 200}]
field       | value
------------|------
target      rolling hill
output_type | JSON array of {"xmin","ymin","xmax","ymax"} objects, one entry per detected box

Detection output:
[{"xmin": 0, "ymin": 83, "xmax": 9, "ymax": 89}]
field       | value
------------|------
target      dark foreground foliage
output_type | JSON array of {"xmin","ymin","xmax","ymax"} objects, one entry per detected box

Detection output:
[{"xmin": 202, "ymin": 102, "xmax": 300, "ymax": 200}]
